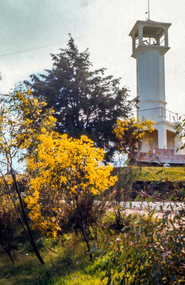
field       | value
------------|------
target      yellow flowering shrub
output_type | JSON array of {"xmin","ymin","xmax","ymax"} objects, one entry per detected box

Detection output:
[
  {"xmin": 113, "ymin": 117, "xmax": 155, "ymax": 140},
  {"xmin": 25, "ymin": 132, "xmax": 117, "ymax": 237},
  {"xmin": 113, "ymin": 117, "xmax": 155, "ymax": 162}
]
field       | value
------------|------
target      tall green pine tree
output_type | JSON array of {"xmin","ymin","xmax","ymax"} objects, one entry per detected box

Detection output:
[{"xmin": 25, "ymin": 35, "xmax": 136, "ymax": 161}]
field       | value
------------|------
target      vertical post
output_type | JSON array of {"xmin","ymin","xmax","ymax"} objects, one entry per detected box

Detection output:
[
  {"xmin": 132, "ymin": 35, "xmax": 135, "ymax": 53},
  {"xmin": 164, "ymin": 27, "xmax": 168, "ymax": 47},
  {"xmin": 158, "ymin": 124, "xmax": 167, "ymax": 149},
  {"xmin": 139, "ymin": 24, "xmax": 143, "ymax": 46}
]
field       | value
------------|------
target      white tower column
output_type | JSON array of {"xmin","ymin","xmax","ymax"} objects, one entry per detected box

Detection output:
[
  {"xmin": 129, "ymin": 19, "xmax": 185, "ymax": 164},
  {"xmin": 157, "ymin": 123, "xmax": 167, "ymax": 149}
]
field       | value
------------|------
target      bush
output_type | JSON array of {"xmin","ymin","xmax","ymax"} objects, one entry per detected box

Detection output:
[
  {"xmin": 94, "ymin": 198, "xmax": 185, "ymax": 285},
  {"xmin": 0, "ymin": 197, "xmax": 17, "ymax": 264}
]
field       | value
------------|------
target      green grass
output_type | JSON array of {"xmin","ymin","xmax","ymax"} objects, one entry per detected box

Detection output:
[
  {"xmin": 0, "ymin": 233, "xmax": 107, "ymax": 285},
  {"xmin": 132, "ymin": 166, "xmax": 185, "ymax": 181},
  {"xmin": 0, "ymin": 208, "xmax": 119, "ymax": 285}
]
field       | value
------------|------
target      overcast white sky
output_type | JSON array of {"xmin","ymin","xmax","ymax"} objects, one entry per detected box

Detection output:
[{"xmin": 0, "ymin": 0, "xmax": 185, "ymax": 115}]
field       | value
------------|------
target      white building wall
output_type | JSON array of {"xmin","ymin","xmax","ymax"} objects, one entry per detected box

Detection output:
[
  {"xmin": 167, "ymin": 130, "xmax": 175, "ymax": 150},
  {"xmin": 140, "ymin": 131, "xmax": 158, "ymax": 153}
]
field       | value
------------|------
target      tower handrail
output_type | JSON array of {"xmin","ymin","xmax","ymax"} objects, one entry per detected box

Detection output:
[{"xmin": 136, "ymin": 107, "xmax": 178, "ymax": 123}]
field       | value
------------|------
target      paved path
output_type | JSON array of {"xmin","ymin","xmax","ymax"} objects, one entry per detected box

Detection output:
[{"xmin": 120, "ymin": 201, "xmax": 184, "ymax": 212}]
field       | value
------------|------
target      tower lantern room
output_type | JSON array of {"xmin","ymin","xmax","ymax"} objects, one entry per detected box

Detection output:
[{"xmin": 129, "ymin": 20, "xmax": 171, "ymax": 59}]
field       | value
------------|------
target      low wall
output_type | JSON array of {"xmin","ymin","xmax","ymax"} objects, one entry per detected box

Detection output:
[
  {"xmin": 137, "ymin": 148, "xmax": 185, "ymax": 165},
  {"xmin": 130, "ymin": 181, "xmax": 185, "ymax": 200}
]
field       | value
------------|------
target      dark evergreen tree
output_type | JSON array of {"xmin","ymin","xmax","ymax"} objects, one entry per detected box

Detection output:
[{"xmin": 25, "ymin": 35, "xmax": 136, "ymax": 161}]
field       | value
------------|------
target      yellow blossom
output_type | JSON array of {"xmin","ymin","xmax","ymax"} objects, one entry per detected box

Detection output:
[{"xmin": 25, "ymin": 132, "xmax": 117, "ymax": 237}]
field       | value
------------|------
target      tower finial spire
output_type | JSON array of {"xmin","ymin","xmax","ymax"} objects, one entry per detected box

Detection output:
[
  {"xmin": 148, "ymin": 0, "xmax": 150, "ymax": 19},
  {"xmin": 145, "ymin": 0, "xmax": 151, "ymax": 19}
]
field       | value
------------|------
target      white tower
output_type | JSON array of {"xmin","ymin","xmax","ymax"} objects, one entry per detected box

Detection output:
[{"xmin": 129, "ymin": 20, "xmax": 185, "ymax": 164}]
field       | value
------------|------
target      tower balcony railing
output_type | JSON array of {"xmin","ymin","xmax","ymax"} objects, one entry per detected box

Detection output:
[
  {"xmin": 134, "ymin": 37, "xmax": 165, "ymax": 50},
  {"xmin": 137, "ymin": 107, "xmax": 178, "ymax": 123}
]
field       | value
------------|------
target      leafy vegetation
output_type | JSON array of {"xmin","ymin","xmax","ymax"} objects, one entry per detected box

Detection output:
[
  {"xmin": 0, "ymin": 195, "xmax": 16, "ymax": 264},
  {"xmin": 94, "ymin": 207, "xmax": 185, "ymax": 285}
]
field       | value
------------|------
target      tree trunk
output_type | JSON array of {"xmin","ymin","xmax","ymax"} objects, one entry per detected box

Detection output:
[
  {"xmin": 7, "ymin": 251, "xmax": 14, "ymax": 264},
  {"xmin": 11, "ymin": 169, "xmax": 45, "ymax": 265},
  {"xmin": 81, "ymin": 220, "xmax": 92, "ymax": 262},
  {"xmin": 75, "ymin": 194, "xmax": 92, "ymax": 262}
]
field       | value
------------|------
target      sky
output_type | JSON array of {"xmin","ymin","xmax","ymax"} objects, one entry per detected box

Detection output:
[{"xmin": 0, "ymin": 0, "xmax": 185, "ymax": 117}]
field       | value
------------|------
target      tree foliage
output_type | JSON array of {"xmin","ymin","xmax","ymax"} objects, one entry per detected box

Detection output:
[
  {"xmin": 0, "ymin": 88, "xmax": 56, "ymax": 264},
  {"xmin": 174, "ymin": 117, "xmax": 185, "ymax": 152},
  {"xmin": 0, "ymin": 87, "xmax": 56, "ymax": 162},
  {"xmin": 25, "ymin": 35, "xmax": 136, "ymax": 161}
]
